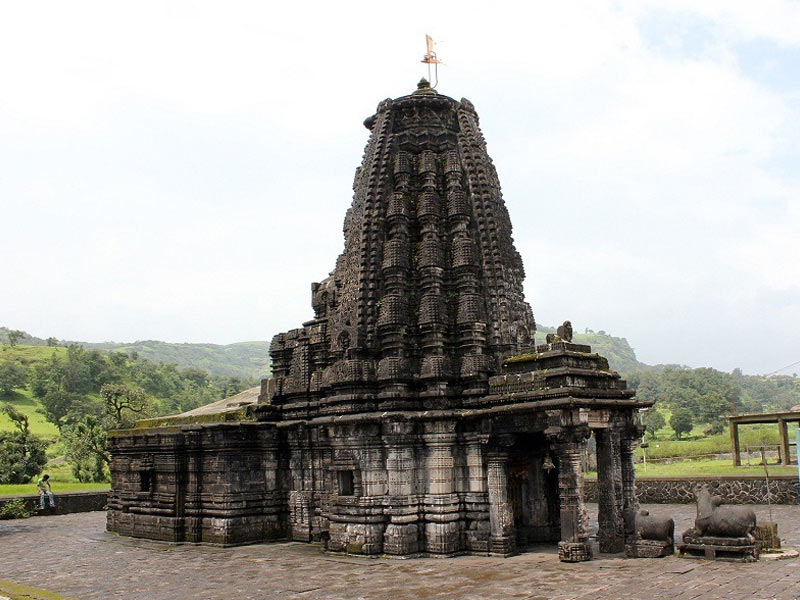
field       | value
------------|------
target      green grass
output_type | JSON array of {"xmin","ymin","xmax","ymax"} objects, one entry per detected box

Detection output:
[
  {"xmin": 0, "ymin": 344, "xmax": 67, "ymax": 366},
  {"xmin": 0, "ymin": 345, "xmax": 66, "ymax": 441},
  {"xmin": 634, "ymin": 458, "xmax": 798, "ymax": 477},
  {"xmin": 0, "ymin": 461, "xmax": 108, "ymax": 497},
  {"xmin": 639, "ymin": 423, "xmax": 787, "ymax": 459},
  {"xmin": 0, "ymin": 388, "xmax": 59, "ymax": 440},
  {"xmin": 0, "ymin": 482, "xmax": 110, "ymax": 497},
  {"xmin": 0, "ymin": 578, "xmax": 77, "ymax": 600},
  {"xmin": 586, "ymin": 457, "xmax": 798, "ymax": 479}
]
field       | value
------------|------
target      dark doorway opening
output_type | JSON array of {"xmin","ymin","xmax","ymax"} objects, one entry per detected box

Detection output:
[{"xmin": 507, "ymin": 433, "xmax": 560, "ymax": 549}]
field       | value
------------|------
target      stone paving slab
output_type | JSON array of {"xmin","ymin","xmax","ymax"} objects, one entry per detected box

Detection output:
[{"xmin": 0, "ymin": 504, "xmax": 798, "ymax": 600}]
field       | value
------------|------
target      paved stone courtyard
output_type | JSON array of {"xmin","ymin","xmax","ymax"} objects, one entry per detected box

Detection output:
[{"xmin": 1, "ymin": 504, "xmax": 798, "ymax": 600}]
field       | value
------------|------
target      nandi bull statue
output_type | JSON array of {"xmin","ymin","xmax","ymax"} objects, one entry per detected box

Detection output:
[
  {"xmin": 678, "ymin": 486, "xmax": 759, "ymax": 562},
  {"xmin": 624, "ymin": 509, "xmax": 675, "ymax": 558}
]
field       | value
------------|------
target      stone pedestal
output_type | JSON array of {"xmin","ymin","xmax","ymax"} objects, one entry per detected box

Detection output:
[
  {"xmin": 679, "ymin": 529, "xmax": 759, "ymax": 562},
  {"xmin": 625, "ymin": 539, "xmax": 674, "ymax": 558}
]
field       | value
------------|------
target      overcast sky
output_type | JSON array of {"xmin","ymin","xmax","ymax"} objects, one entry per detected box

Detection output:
[{"xmin": 2, "ymin": 1, "xmax": 798, "ymax": 375}]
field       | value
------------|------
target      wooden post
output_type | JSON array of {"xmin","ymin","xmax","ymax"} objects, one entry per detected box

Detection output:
[
  {"xmin": 778, "ymin": 419, "xmax": 790, "ymax": 466},
  {"xmin": 730, "ymin": 421, "xmax": 741, "ymax": 467},
  {"xmin": 796, "ymin": 427, "xmax": 800, "ymax": 485}
]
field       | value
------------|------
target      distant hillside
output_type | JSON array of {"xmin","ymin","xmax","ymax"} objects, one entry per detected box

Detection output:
[
  {"xmin": 0, "ymin": 327, "xmax": 270, "ymax": 380},
  {"xmin": 3, "ymin": 324, "xmax": 640, "ymax": 379},
  {"xmin": 536, "ymin": 325, "xmax": 643, "ymax": 374},
  {"xmin": 82, "ymin": 341, "xmax": 271, "ymax": 380},
  {"xmin": 0, "ymin": 327, "xmax": 51, "ymax": 346}
]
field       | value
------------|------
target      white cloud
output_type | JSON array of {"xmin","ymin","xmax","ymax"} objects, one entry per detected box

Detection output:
[{"xmin": 1, "ymin": 1, "xmax": 798, "ymax": 373}]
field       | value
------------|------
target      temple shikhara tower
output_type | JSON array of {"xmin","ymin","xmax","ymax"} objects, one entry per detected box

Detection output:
[{"xmin": 107, "ymin": 80, "xmax": 650, "ymax": 561}]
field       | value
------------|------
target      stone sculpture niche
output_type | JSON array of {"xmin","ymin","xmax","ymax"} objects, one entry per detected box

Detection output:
[
  {"xmin": 623, "ymin": 509, "xmax": 674, "ymax": 558},
  {"xmin": 679, "ymin": 486, "xmax": 758, "ymax": 562}
]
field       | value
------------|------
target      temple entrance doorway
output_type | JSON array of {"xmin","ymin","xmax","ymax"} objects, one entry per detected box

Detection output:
[{"xmin": 507, "ymin": 433, "xmax": 561, "ymax": 549}]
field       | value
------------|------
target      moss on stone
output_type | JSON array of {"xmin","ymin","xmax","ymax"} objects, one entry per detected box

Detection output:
[
  {"xmin": 346, "ymin": 541, "xmax": 364, "ymax": 554},
  {"xmin": 133, "ymin": 407, "xmax": 254, "ymax": 429},
  {"xmin": 503, "ymin": 352, "xmax": 540, "ymax": 364},
  {"xmin": 0, "ymin": 578, "xmax": 76, "ymax": 600}
]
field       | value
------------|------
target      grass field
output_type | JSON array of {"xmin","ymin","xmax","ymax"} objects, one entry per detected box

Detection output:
[
  {"xmin": 0, "ymin": 345, "xmax": 66, "ymax": 440},
  {"xmin": 585, "ymin": 458, "xmax": 799, "ymax": 479},
  {"xmin": 633, "ymin": 458, "xmax": 798, "ymax": 477},
  {"xmin": 638, "ymin": 423, "xmax": 791, "ymax": 460},
  {"xmin": 0, "ymin": 461, "xmax": 109, "ymax": 497},
  {"xmin": 0, "ymin": 344, "xmax": 67, "ymax": 367},
  {"xmin": 0, "ymin": 388, "xmax": 59, "ymax": 439}
]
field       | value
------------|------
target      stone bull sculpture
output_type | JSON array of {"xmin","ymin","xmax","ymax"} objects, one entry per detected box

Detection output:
[
  {"xmin": 694, "ymin": 487, "xmax": 756, "ymax": 539},
  {"xmin": 678, "ymin": 486, "xmax": 759, "ymax": 561},
  {"xmin": 624, "ymin": 509, "xmax": 674, "ymax": 544},
  {"xmin": 624, "ymin": 509, "xmax": 675, "ymax": 558}
]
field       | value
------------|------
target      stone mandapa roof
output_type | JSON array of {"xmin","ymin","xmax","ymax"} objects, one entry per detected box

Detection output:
[
  {"xmin": 176, "ymin": 386, "xmax": 261, "ymax": 417},
  {"xmin": 132, "ymin": 385, "xmax": 264, "ymax": 429}
]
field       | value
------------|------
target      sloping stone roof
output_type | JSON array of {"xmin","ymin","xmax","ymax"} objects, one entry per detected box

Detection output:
[{"xmin": 176, "ymin": 385, "xmax": 261, "ymax": 417}]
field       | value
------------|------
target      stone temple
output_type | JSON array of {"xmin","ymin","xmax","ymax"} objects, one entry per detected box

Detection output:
[{"xmin": 107, "ymin": 80, "xmax": 650, "ymax": 561}]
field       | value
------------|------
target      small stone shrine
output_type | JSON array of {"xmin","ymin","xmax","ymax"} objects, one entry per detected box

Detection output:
[{"xmin": 107, "ymin": 80, "xmax": 651, "ymax": 561}]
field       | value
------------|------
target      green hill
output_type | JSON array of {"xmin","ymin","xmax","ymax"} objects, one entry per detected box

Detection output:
[
  {"xmin": 82, "ymin": 340, "xmax": 271, "ymax": 379},
  {"xmin": 1, "ymin": 328, "xmax": 271, "ymax": 380}
]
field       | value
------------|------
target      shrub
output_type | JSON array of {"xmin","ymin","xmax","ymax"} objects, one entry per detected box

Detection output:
[
  {"xmin": 0, "ymin": 405, "xmax": 49, "ymax": 484},
  {"xmin": 0, "ymin": 498, "xmax": 31, "ymax": 520}
]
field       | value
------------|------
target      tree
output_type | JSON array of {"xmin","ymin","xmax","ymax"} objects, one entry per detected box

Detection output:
[
  {"xmin": 642, "ymin": 408, "xmax": 665, "ymax": 439},
  {"xmin": 5, "ymin": 330, "xmax": 25, "ymax": 346},
  {"xmin": 101, "ymin": 383, "xmax": 151, "ymax": 427},
  {"xmin": 40, "ymin": 386, "xmax": 90, "ymax": 429},
  {"xmin": 62, "ymin": 415, "xmax": 110, "ymax": 482},
  {"xmin": 0, "ymin": 360, "xmax": 27, "ymax": 395},
  {"xmin": 670, "ymin": 408, "xmax": 694, "ymax": 440},
  {"xmin": 0, "ymin": 405, "xmax": 48, "ymax": 484},
  {"xmin": 46, "ymin": 337, "xmax": 59, "ymax": 347},
  {"xmin": 698, "ymin": 391, "xmax": 730, "ymax": 424}
]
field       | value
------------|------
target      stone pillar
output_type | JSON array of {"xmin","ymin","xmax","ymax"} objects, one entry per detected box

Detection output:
[
  {"xmin": 383, "ymin": 421, "xmax": 419, "ymax": 555},
  {"xmin": 463, "ymin": 432, "xmax": 490, "ymax": 553},
  {"xmin": 182, "ymin": 430, "xmax": 202, "ymax": 543},
  {"xmin": 620, "ymin": 431, "xmax": 640, "ymax": 514},
  {"xmin": 550, "ymin": 427, "xmax": 592, "ymax": 562},
  {"xmin": 487, "ymin": 448, "xmax": 516, "ymax": 556},
  {"xmin": 422, "ymin": 420, "xmax": 462, "ymax": 554},
  {"xmin": 465, "ymin": 434, "xmax": 487, "ymax": 494},
  {"xmin": 595, "ymin": 428, "xmax": 624, "ymax": 553}
]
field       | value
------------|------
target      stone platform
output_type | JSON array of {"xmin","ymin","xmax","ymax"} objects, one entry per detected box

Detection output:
[{"xmin": 1, "ymin": 504, "xmax": 798, "ymax": 600}]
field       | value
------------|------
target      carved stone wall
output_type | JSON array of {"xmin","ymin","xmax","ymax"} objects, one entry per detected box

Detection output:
[
  {"xmin": 107, "ymin": 423, "xmax": 285, "ymax": 546},
  {"xmin": 584, "ymin": 476, "xmax": 799, "ymax": 505}
]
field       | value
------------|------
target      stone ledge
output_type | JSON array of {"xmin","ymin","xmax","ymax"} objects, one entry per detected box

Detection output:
[{"xmin": 0, "ymin": 490, "xmax": 109, "ymax": 517}]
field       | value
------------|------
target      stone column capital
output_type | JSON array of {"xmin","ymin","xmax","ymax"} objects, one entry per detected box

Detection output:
[{"xmin": 546, "ymin": 425, "xmax": 591, "ymax": 450}]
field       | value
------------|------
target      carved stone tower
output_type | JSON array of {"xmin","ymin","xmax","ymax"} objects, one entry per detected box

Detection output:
[
  {"xmin": 268, "ymin": 80, "xmax": 535, "ymax": 415},
  {"xmin": 107, "ymin": 80, "xmax": 650, "ymax": 562}
]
